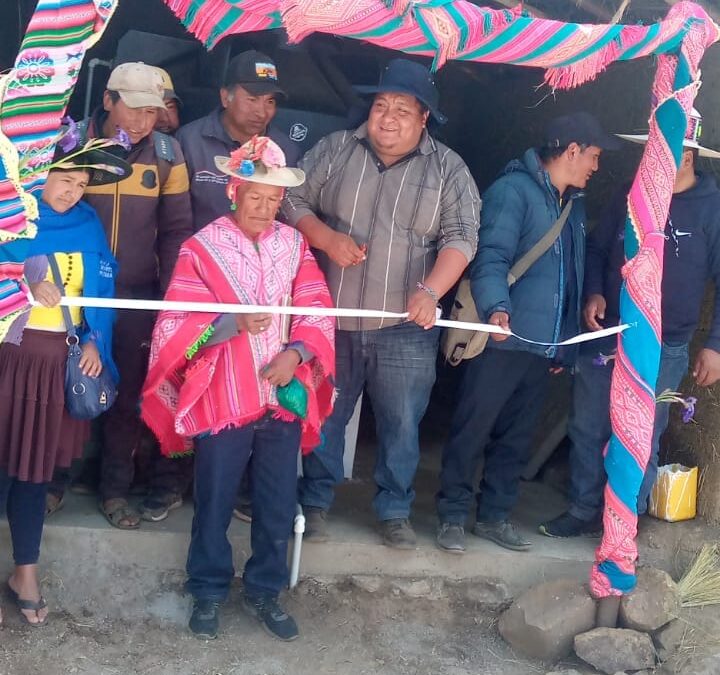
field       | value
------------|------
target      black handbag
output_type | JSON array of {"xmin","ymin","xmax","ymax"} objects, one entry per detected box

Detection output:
[{"xmin": 48, "ymin": 254, "xmax": 117, "ymax": 420}]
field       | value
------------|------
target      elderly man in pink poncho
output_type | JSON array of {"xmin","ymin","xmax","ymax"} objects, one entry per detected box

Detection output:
[{"xmin": 141, "ymin": 137, "xmax": 335, "ymax": 642}]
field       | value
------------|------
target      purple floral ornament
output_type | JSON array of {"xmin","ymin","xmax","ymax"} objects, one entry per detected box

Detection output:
[
  {"xmin": 682, "ymin": 396, "xmax": 697, "ymax": 424},
  {"xmin": 592, "ymin": 352, "xmax": 616, "ymax": 367},
  {"xmin": 112, "ymin": 128, "xmax": 132, "ymax": 151},
  {"xmin": 240, "ymin": 160, "xmax": 255, "ymax": 177},
  {"xmin": 656, "ymin": 389, "xmax": 697, "ymax": 424},
  {"xmin": 58, "ymin": 117, "xmax": 80, "ymax": 153}
]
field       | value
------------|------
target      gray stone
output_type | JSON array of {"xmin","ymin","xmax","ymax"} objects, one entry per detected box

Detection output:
[
  {"xmin": 654, "ymin": 618, "xmax": 689, "ymax": 661},
  {"xmin": 620, "ymin": 567, "xmax": 680, "ymax": 632},
  {"xmin": 499, "ymin": 578, "xmax": 596, "ymax": 662},
  {"xmin": 574, "ymin": 627, "xmax": 656, "ymax": 674},
  {"xmin": 463, "ymin": 578, "xmax": 512, "ymax": 608}
]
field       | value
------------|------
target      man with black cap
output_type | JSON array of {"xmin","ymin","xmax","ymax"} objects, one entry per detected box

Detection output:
[
  {"xmin": 435, "ymin": 111, "xmax": 620, "ymax": 554},
  {"xmin": 176, "ymin": 50, "xmax": 300, "ymax": 232},
  {"xmin": 283, "ymin": 58, "xmax": 480, "ymax": 549}
]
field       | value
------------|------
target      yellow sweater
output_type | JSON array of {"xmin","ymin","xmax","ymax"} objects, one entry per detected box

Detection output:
[{"xmin": 27, "ymin": 253, "xmax": 84, "ymax": 330}]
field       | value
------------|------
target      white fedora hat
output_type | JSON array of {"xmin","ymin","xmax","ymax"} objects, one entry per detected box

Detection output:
[
  {"xmin": 617, "ymin": 108, "xmax": 720, "ymax": 159},
  {"xmin": 214, "ymin": 136, "xmax": 304, "ymax": 188}
]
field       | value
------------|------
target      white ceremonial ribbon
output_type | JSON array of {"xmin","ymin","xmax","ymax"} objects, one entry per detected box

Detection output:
[{"xmin": 50, "ymin": 296, "xmax": 631, "ymax": 349}]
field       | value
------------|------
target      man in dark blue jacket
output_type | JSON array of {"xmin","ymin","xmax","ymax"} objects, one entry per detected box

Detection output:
[
  {"xmin": 436, "ymin": 112, "xmax": 620, "ymax": 553},
  {"xmin": 540, "ymin": 109, "xmax": 720, "ymax": 538}
]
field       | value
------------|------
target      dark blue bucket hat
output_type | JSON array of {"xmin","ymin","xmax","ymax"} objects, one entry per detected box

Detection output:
[{"xmin": 356, "ymin": 59, "xmax": 447, "ymax": 125}]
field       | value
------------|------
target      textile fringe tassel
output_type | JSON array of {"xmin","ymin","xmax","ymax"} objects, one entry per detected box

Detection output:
[
  {"xmin": 280, "ymin": 0, "xmax": 313, "ymax": 43},
  {"xmin": 544, "ymin": 36, "xmax": 623, "ymax": 90}
]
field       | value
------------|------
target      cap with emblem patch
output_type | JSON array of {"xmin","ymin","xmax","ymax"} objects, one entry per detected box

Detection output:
[{"xmin": 223, "ymin": 50, "xmax": 286, "ymax": 98}]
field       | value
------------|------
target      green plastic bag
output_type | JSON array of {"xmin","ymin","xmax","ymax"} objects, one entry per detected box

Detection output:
[{"xmin": 277, "ymin": 377, "xmax": 308, "ymax": 419}]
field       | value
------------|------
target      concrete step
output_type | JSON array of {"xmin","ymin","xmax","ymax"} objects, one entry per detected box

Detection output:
[{"xmin": 2, "ymin": 476, "xmax": 715, "ymax": 625}]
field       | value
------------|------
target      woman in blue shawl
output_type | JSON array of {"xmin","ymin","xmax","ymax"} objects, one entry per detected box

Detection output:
[{"xmin": 0, "ymin": 130, "xmax": 130, "ymax": 627}]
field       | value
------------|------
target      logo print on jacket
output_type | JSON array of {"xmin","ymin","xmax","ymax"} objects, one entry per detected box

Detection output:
[{"xmin": 142, "ymin": 170, "xmax": 157, "ymax": 189}]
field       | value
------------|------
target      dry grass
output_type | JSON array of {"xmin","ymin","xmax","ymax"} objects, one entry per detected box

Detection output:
[{"xmin": 678, "ymin": 544, "xmax": 720, "ymax": 608}]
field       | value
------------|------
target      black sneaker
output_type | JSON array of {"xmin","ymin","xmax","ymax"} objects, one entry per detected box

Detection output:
[
  {"xmin": 472, "ymin": 520, "xmax": 531, "ymax": 552},
  {"xmin": 139, "ymin": 492, "xmax": 183, "ymax": 522},
  {"xmin": 189, "ymin": 599, "xmax": 220, "ymax": 640},
  {"xmin": 243, "ymin": 595, "xmax": 299, "ymax": 641},
  {"xmin": 436, "ymin": 523, "xmax": 466, "ymax": 554},
  {"xmin": 539, "ymin": 511, "xmax": 603, "ymax": 538},
  {"xmin": 303, "ymin": 507, "xmax": 329, "ymax": 543},
  {"xmin": 381, "ymin": 518, "xmax": 417, "ymax": 550}
]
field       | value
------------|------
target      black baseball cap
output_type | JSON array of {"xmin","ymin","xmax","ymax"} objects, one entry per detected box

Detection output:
[
  {"xmin": 223, "ymin": 50, "xmax": 286, "ymax": 98},
  {"xmin": 544, "ymin": 111, "xmax": 621, "ymax": 151}
]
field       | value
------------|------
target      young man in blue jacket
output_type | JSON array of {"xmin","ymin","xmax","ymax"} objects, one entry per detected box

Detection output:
[
  {"xmin": 436, "ymin": 112, "xmax": 620, "ymax": 553},
  {"xmin": 540, "ymin": 109, "xmax": 720, "ymax": 538}
]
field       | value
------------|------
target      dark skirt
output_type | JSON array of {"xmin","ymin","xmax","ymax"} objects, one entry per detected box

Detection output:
[{"xmin": 0, "ymin": 329, "xmax": 90, "ymax": 484}]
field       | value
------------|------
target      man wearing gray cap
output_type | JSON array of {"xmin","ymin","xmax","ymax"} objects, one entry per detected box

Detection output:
[{"xmin": 48, "ymin": 62, "xmax": 194, "ymax": 529}]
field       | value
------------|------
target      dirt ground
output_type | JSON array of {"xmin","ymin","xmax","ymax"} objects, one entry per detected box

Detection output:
[{"xmin": 0, "ymin": 577, "xmax": 586, "ymax": 675}]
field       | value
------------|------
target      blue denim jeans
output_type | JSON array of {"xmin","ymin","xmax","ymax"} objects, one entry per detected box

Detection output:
[
  {"xmin": 299, "ymin": 322, "xmax": 440, "ymax": 521},
  {"xmin": 186, "ymin": 416, "xmax": 300, "ymax": 601},
  {"xmin": 568, "ymin": 339, "xmax": 689, "ymax": 520}
]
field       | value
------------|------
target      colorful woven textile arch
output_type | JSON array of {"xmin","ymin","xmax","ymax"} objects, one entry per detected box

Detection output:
[
  {"xmin": 590, "ymin": 8, "xmax": 719, "ymax": 597},
  {"xmin": 0, "ymin": 0, "xmax": 718, "ymax": 599},
  {"xmin": 0, "ymin": 0, "xmax": 118, "ymax": 339}
]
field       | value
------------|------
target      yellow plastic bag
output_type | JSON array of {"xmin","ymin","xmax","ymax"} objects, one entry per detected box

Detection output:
[{"xmin": 648, "ymin": 463, "xmax": 698, "ymax": 522}]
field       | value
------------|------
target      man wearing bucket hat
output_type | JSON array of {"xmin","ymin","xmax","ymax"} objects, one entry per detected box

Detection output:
[
  {"xmin": 283, "ymin": 58, "xmax": 480, "ymax": 549},
  {"xmin": 141, "ymin": 136, "xmax": 335, "ymax": 641},
  {"xmin": 540, "ymin": 108, "xmax": 720, "ymax": 539},
  {"xmin": 436, "ymin": 111, "xmax": 620, "ymax": 554},
  {"xmin": 63, "ymin": 61, "xmax": 193, "ymax": 530}
]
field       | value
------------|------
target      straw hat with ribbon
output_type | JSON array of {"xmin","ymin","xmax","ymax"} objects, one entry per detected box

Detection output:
[{"xmin": 617, "ymin": 108, "xmax": 720, "ymax": 159}]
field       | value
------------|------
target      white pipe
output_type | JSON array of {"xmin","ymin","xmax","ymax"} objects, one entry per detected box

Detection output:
[{"xmin": 289, "ymin": 504, "xmax": 305, "ymax": 589}]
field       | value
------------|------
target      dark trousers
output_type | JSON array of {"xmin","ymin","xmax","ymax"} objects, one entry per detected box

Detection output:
[
  {"xmin": 100, "ymin": 304, "xmax": 156, "ymax": 500},
  {"xmin": 149, "ymin": 451, "xmax": 194, "ymax": 497},
  {"xmin": 568, "ymin": 339, "xmax": 690, "ymax": 519},
  {"xmin": 299, "ymin": 323, "xmax": 439, "ymax": 520},
  {"xmin": 186, "ymin": 416, "xmax": 300, "ymax": 601},
  {"xmin": 3, "ymin": 473, "xmax": 47, "ymax": 565},
  {"xmin": 437, "ymin": 348, "xmax": 550, "ymax": 524}
]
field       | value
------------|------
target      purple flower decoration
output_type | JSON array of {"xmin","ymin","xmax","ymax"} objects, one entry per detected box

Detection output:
[
  {"xmin": 112, "ymin": 127, "xmax": 132, "ymax": 151},
  {"xmin": 240, "ymin": 159, "xmax": 255, "ymax": 177},
  {"xmin": 58, "ymin": 116, "xmax": 80, "ymax": 153},
  {"xmin": 682, "ymin": 396, "xmax": 697, "ymax": 424},
  {"xmin": 592, "ymin": 352, "xmax": 615, "ymax": 367}
]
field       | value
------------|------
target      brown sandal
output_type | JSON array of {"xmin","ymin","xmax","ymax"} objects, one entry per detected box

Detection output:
[
  {"xmin": 45, "ymin": 491, "xmax": 65, "ymax": 518},
  {"xmin": 99, "ymin": 498, "xmax": 140, "ymax": 530}
]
